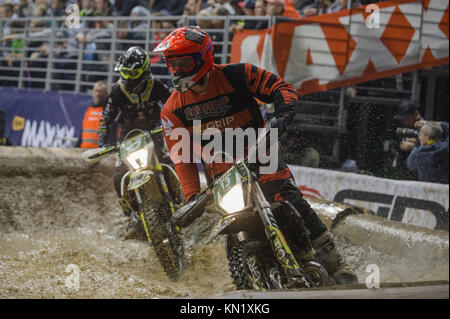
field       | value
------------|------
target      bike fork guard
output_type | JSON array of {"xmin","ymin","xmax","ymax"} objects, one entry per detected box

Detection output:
[
  {"xmin": 155, "ymin": 163, "xmax": 175, "ymax": 214},
  {"xmin": 265, "ymin": 225, "xmax": 300, "ymax": 274},
  {"xmin": 266, "ymin": 225, "xmax": 312, "ymax": 287},
  {"xmin": 134, "ymin": 188, "xmax": 152, "ymax": 244}
]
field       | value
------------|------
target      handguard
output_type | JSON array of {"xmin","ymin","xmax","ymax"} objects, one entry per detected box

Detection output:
[
  {"xmin": 81, "ymin": 144, "xmax": 116, "ymax": 164},
  {"xmin": 172, "ymin": 192, "xmax": 212, "ymax": 228}
]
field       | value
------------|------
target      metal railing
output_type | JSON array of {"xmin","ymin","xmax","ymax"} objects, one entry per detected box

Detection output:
[
  {"xmin": 0, "ymin": 15, "xmax": 284, "ymax": 93},
  {"xmin": 0, "ymin": 13, "xmax": 425, "ymax": 163}
]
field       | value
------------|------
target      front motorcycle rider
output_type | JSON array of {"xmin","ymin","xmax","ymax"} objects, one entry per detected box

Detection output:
[
  {"xmin": 153, "ymin": 26, "xmax": 358, "ymax": 285},
  {"xmin": 98, "ymin": 46, "xmax": 172, "ymax": 238}
]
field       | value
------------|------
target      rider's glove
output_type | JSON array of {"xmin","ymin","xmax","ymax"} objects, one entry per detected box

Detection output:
[
  {"xmin": 173, "ymin": 192, "xmax": 210, "ymax": 228},
  {"xmin": 270, "ymin": 116, "xmax": 289, "ymax": 131}
]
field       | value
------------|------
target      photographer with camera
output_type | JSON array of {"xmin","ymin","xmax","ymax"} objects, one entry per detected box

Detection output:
[
  {"xmin": 406, "ymin": 120, "xmax": 449, "ymax": 184},
  {"xmin": 393, "ymin": 100, "xmax": 423, "ymax": 180}
]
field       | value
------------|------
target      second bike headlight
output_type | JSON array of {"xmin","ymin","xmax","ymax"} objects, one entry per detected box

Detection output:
[
  {"xmin": 126, "ymin": 149, "xmax": 148, "ymax": 170},
  {"xmin": 219, "ymin": 184, "xmax": 245, "ymax": 214}
]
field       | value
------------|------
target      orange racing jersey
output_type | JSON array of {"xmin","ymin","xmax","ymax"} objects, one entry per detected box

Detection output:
[{"xmin": 160, "ymin": 63, "xmax": 299, "ymax": 200}]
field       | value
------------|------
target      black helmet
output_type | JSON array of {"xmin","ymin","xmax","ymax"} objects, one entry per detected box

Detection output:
[{"xmin": 114, "ymin": 46, "xmax": 152, "ymax": 92}]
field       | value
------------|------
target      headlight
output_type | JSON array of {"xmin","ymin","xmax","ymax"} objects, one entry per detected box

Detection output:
[
  {"xmin": 126, "ymin": 149, "xmax": 148, "ymax": 170},
  {"xmin": 219, "ymin": 184, "xmax": 245, "ymax": 214}
]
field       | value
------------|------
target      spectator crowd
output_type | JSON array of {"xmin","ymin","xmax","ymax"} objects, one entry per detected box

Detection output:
[
  {"xmin": 0, "ymin": 0, "xmax": 386, "ymax": 91},
  {"xmin": 3, "ymin": 0, "xmax": 446, "ymax": 186}
]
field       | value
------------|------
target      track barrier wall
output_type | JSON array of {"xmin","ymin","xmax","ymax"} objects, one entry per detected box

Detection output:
[{"xmin": 289, "ymin": 164, "xmax": 449, "ymax": 231}]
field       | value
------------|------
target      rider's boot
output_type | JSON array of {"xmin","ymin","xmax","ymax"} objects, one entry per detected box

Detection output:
[
  {"xmin": 311, "ymin": 230, "xmax": 358, "ymax": 285},
  {"xmin": 118, "ymin": 198, "xmax": 146, "ymax": 240},
  {"xmin": 118, "ymin": 210, "xmax": 139, "ymax": 240}
]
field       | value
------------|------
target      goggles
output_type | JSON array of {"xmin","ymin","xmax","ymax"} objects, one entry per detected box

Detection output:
[
  {"xmin": 115, "ymin": 55, "xmax": 149, "ymax": 80},
  {"xmin": 119, "ymin": 67, "xmax": 144, "ymax": 80},
  {"xmin": 165, "ymin": 55, "xmax": 195, "ymax": 75}
]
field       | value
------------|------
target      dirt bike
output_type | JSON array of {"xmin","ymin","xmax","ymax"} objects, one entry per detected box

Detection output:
[
  {"xmin": 173, "ymin": 121, "xmax": 329, "ymax": 290},
  {"xmin": 82, "ymin": 128, "xmax": 185, "ymax": 281}
]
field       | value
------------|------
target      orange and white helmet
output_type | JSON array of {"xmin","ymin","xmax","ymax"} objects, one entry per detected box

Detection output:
[{"xmin": 152, "ymin": 26, "xmax": 214, "ymax": 92}]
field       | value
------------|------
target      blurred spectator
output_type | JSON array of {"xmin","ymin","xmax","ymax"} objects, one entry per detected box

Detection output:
[
  {"xmin": 52, "ymin": 29, "xmax": 77, "ymax": 91},
  {"xmin": 316, "ymin": 0, "xmax": 333, "ymax": 14},
  {"xmin": 340, "ymin": 158, "xmax": 374, "ymax": 176},
  {"xmin": 116, "ymin": 5, "xmax": 150, "ymax": 50},
  {"xmin": 266, "ymin": 0, "xmax": 285, "ymax": 16},
  {"xmin": 34, "ymin": 0, "xmax": 51, "ymax": 18},
  {"xmin": 18, "ymin": 16, "xmax": 52, "ymax": 87},
  {"xmin": 0, "ymin": 20, "xmax": 24, "ymax": 87},
  {"xmin": 406, "ymin": 121, "xmax": 449, "ymax": 184},
  {"xmin": 193, "ymin": 6, "xmax": 229, "ymax": 62},
  {"xmin": 4, "ymin": 14, "xmax": 52, "ymax": 43},
  {"xmin": 300, "ymin": 146, "xmax": 320, "ymax": 168},
  {"xmin": 34, "ymin": 3, "xmax": 49, "ymax": 17},
  {"xmin": 80, "ymin": 0, "xmax": 97, "ymax": 29},
  {"xmin": 205, "ymin": 0, "xmax": 236, "ymax": 15},
  {"xmin": 327, "ymin": 0, "xmax": 360, "ymax": 13},
  {"xmin": 295, "ymin": 0, "xmax": 336, "ymax": 17},
  {"xmin": 150, "ymin": 14, "xmax": 176, "ymax": 87},
  {"xmin": 17, "ymin": 0, "xmax": 36, "ymax": 17},
  {"xmin": 35, "ymin": 0, "xmax": 51, "ymax": 6},
  {"xmin": 128, "ymin": 5, "xmax": 150, "ymax": 40},
  {"xmin": 196, "ymin": 8, "xmax": 215, "ymax": 30},
  {"xmin": 27, "ymin": 41, "xmax": 49, "ymax": 88},
  {"xmin": 230, "ymin": 0, "xmax": 267, "ymax": 32},
  {"xmin": 340, "ymin": 158, "xmax": 358, "ymax": 172},
  {"xmin": 117, "ymin": 0, "xmax": 148, "ymax": 16},
  {"xmin": 94, "ymin": 0, "xmax": 116, "ymax": 16},
  {"xmin": 77, "ymin": 12, "xmax": 113, "ymax": 91},
  {"xmin": 241, "ymin": 0, "xmax": 255, "ymax": 15},
  {"xmin": 50, "ymin": 0, "xmax": 66, "ymax": 16},
  {"xmin": 50, "ymin": 0, "xmax": 66, "ymax": 27},
  {"xmin": 229, "ymin": 0, "xmax": 246, "ymax": 15},
  {"xmin": 268, "ymin": 0, "xmax": 301, "ymax": 19},
  {"xmin": 80, "ymin": 0, "xmax": 95, "ymax": 17},
  {"xmin": 79, "ymin": 81, "xmax": 115, "ymax": 148},
  {"xmin": 178, "ymin": 0, "xmax": 204, "ymax": 26},
  {"xmin": 392, "ymin": 100, "xmax": 423, "ymax": 180},
  {"xmin": 0, "ymin": 3, "xmax": 18, "ymax": 59},
  {"xmin": 150, "ymin": 0, "xmax": 189, "ymax": 15}
]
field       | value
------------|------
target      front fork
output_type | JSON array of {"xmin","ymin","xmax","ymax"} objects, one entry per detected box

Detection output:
[
  {"xmin": 136, "ymin": 154, "xmax": 180, "ymax": 245},
  {"xmin": 152, "ymin": 153, "xmax": 176, "ymax": 216},
  {"xmin": 252, "ymin": 181, "xmax": 312, "ymax": 288},
  {"xmin": 134, "ymin": 188, "xmax": 152, "ymax": 244}
]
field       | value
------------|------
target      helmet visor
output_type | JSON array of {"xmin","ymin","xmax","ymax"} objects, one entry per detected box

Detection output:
[
  {"xmin": 165, "ymin": 55, "xmax": 195, "ymax": 76},
  {"xmin": 119, "ymin": 67, "xmax": 143, "ymax": 80}
]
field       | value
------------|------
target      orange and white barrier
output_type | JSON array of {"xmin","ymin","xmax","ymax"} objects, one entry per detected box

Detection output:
[{"xmin": 230, "ymin": 0, "xmax": 449, "ymax": 95}]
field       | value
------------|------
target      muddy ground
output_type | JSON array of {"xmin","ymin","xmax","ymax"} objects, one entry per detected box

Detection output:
[{"xmin": 0, "ymin": 147, "xmax": 448, "ymax": 298}]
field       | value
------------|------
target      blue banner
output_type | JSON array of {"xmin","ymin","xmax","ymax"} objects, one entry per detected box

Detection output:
[{"xmin": 0, "ymin": 87, "xmax": 92, "ymax": 147}]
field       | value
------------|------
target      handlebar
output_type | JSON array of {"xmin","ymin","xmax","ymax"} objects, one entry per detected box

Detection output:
[
  {"xmin": 172, "ymin": 120, "xmax": 277, "ymax": 228},
  {"xmin": 172, "ymin": 191, "xmax": 213, "ymax": 228}
]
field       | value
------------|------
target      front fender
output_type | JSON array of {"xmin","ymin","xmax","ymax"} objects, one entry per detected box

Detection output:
[
  {"xmin": 206, "ymin": 215, "xmax": 236, "ymax": 245},
  {"xmin": 128, "ymin": 170, "xmax": 154, "ymax": 191}
]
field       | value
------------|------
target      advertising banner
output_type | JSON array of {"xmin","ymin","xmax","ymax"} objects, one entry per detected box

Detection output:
[
  {"xmin": 0, "ymin": 88, "xmax": 91, "ymax": 147},
  {"xmin": 289, "ymin": 165, "xmax": 449, "ymax": 231},
  {"xmin": 231, "ymin": 0, "xmax": 449, "ymax": 95}
]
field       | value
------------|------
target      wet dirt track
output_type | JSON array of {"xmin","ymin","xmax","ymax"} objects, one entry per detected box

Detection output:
[{"xmin": 0, "ymin": 146, "xmax": 448, "ymax": 298}]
